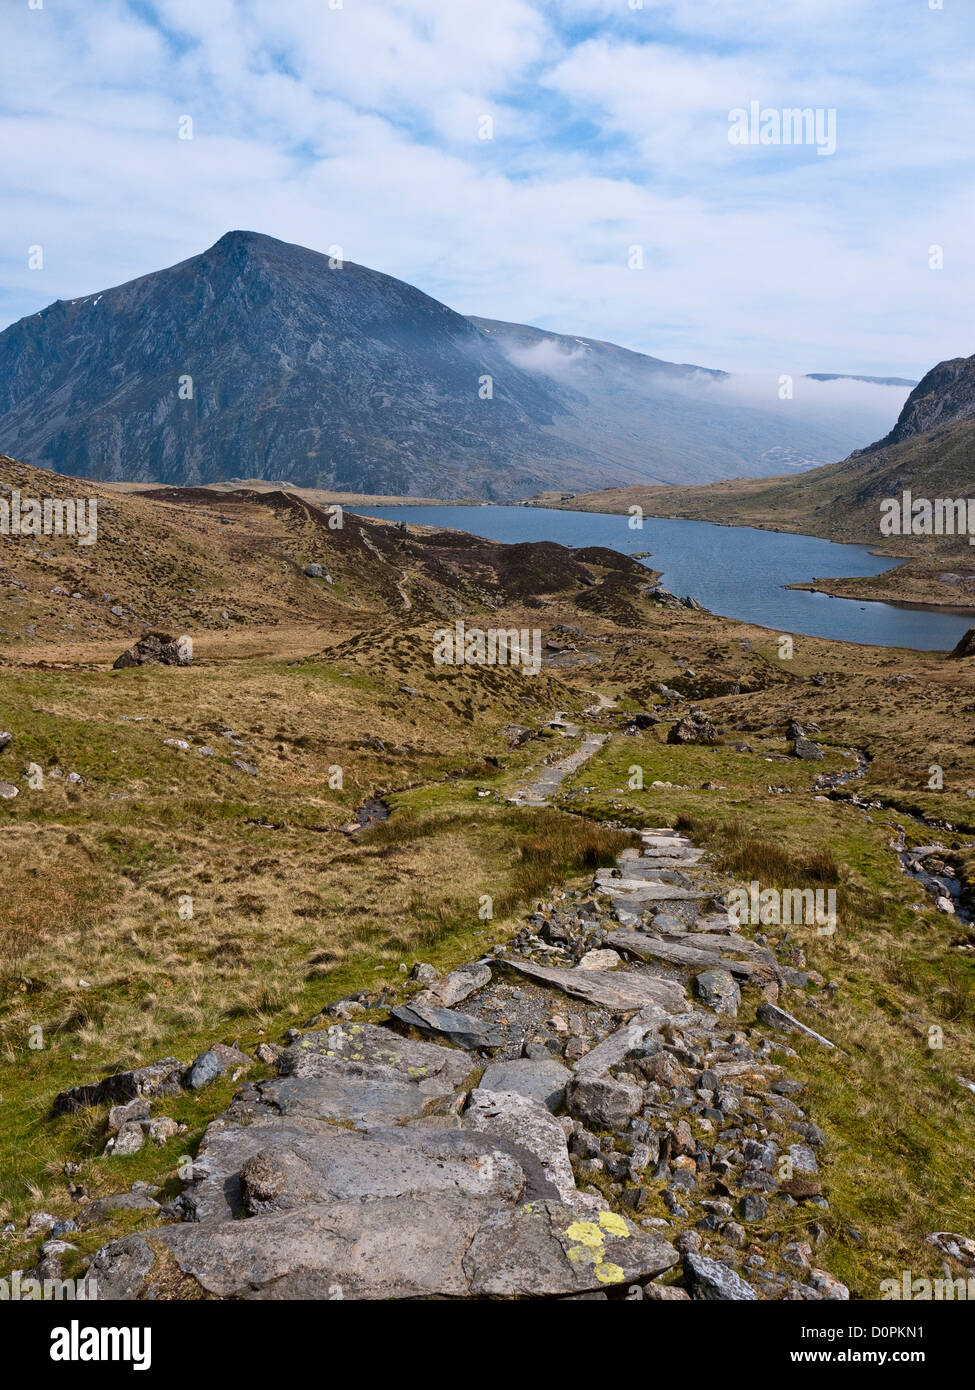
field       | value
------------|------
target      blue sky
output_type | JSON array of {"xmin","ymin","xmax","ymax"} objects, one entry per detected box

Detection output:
[{"xmin": 1, "ymin": 0, "xmax": 973, "ymax": 377}]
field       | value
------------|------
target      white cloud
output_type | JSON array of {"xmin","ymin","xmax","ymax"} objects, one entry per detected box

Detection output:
[{"xmin": 0, "ymin": 0, "xmax": 972, "ymax": 381}]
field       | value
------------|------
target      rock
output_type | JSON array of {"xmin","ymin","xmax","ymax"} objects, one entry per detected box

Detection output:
[
  {"xmin": 78, "ymin": 1192, "xmax": 160, "ymax": 1226},
  {"xmin": 501, "ymin": 724, "xmax": 533, "ymax": 748},
  {"xmin": 667, "ymin": 713, "xmax": 717, "ymax": 745},
  {"xmin": 182, "ymin": 1118, "xmax": 535, "ymax": 1222},
  {"xmin": 808, "ymin": 1268, "xmax": 850, "ymax": 1299},
  {"xmin": 303, "ymin": 563, "xmax": 327, "ymax": 577},
  {"xmin": 463, "ymin": 1200, "xmax": 678, "ymax": 1297},
  {"xmin": 107, "ymin": 1097, "xmax": 151, "ymax": 1134},
  {"xmin": 160, "ymin": 1192, "xmax": 674, "ymax": 1300},
  {"xmin": 254, "ymin": 1042, "xmax": 282, "ymax": 1065},
  {"xmin": 409, "ymin": 962, "xmax": 441, "ymax": 984},
  {"xmin": 87, "ymin": 1234, "xmax": 156, "ymax": 1300},
  {"xmin": 106, "ymin": 1121, "xmax": 145, "ymax": 1155},
  {"xmin": 53, "ymin": 1057, "xmax": 185, "ymax": 1114},
  {"xmin": 232, "ymin": 757, "xmax": 258, "ymax": 776},
  {"xmin": 254, "ymin": 1023, "xmax": 477, "ymax": 1128},
  {"xmin": 464, "ymin": 1089, "xmax": 577, "ymax": 1201},
  {"xmin": 50, "ymin": 1220, "xmax": 78, "ymax": 1239},
  {"xmin": 186, "ymin": 1043, "xmax": 250, "ymax": 1090},
  {"xmin": 0, "ymin": 782, "xmax": 18, "ymax": 800},
  {"xmin": 949, "ymin": 627, "xmax": 975, "ymax": 659},
  {"xmin": 684, "ymin": 1252, "xmax": 758, "ymax": 1300},
  {"xmin": 788, "ymin": 1143, "xmax": 819, "ymax": 1176},
  {"xmin": 112, "ymin": 631, "xmax": 191, "ymax": 669},
  {"xmin": 25, "ymin": 1211, "xmax": 56, "ymax": 1236},
  {"xmin": 505, "ymin": 959, "xmax": 686, "ymax": 1014},
  {"xmin": 478, "ymin": 1058, "xmax": 571, "ymax": 1112},
  {"xmin": 925, "ymin": 1232, "xmax": 975, "ymax": 1267},
  {"xmin": 572, "ymin": 1006, "xmax": 673, "ymax": 1077},
  {"xmin": 793, "ymin": 736, "xmax": 824, "ymax": 760},
  {"xmin": 422, "ymin": 961, "xmax": 492, "ymax": 1008},
  {"xmin": 577, "ymin": 948, "xmax": 622, "ymax": 971},
  {"xmin": 755, "ymin": 1002, "xmax": 835, "ymax": 1048},
  {"xmin": 695, "ymin": 968, "xmax": 741, "ymax": 1015},
  {"xmin": 607, "ymin": 930, "xmax": 756, "ymax": 978},
  {"xmin": 146, "ymin": 1117, "xmax": 179, "ymax": 1145},
  {"xmin": 391, "ymin": 1001, "xmax": 500, "ymax": 1051},
  {"xmin": 780, "ymin": 1178, "xmax": 821, "ymax": 1199},
  {"xmin": 566, "ymin": 1075, "xmax": 644, "ymax": 1130},
  {"xmin": 739, "ymin": 1193, "xmax": 767, "ymax": 1222},
  {"xmin": 0, "ymin": 731, "xmax": 11, "ymax": 749}
]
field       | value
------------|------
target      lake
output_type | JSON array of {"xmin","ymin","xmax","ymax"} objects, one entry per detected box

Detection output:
[{"xmin": 350, "ymin": 504, "xmax": 975, "ymax": 651}]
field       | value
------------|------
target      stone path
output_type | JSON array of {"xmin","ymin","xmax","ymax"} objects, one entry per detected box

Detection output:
[
  {"xmin": 507, "ymin": 731, "xmax": 608, "ymax": 807},
  {"xmin": 72, "ymin": 818, "xmax": 850, "ymax": 1302}
]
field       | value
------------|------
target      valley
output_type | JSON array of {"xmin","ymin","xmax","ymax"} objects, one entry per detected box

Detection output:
[{"xmin": 1, "ymin": 456, "xmax": 974, "ymax": 1301}]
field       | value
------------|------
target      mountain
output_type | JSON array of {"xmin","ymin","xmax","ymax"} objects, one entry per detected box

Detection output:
[{"xmin": 0, "ymin": 230, "xmax": 894, "ymax": 500}]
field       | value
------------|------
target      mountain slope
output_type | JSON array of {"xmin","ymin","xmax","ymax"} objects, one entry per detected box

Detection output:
[
  {"xmin": 471, "ymin": 316, "xmax": 864, "ymax": 481},
  {"xmin": 0, "ymin": 231, "xmax": 888, "ymax": 499}
]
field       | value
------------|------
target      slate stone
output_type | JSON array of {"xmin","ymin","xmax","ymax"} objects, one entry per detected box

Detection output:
[
  {"xmin": 756, "ymin": 1002, "xmax": 835, "ymax": 1048},
  {"xmin": 78, "ymin": 1192, "xmax": 160, "ymax": 1226},
  {"xmin": 684, "ymin": 1252, "xmax": 758, "ymax": 1300},
  {"xmin": 391, "ymin": 1001, "xmax": 501, "ymax": 1050},
  {"xmin": 695, "ymin": 969, "xmax": 741, "ymax": 1016},
  {"xmin": 607, "ymin": 929, "xmax": 758, "ymax": 980},
  {"xmin": 160, "ymin": 1193, "xmax": 501, "ymax": 1299},
  {"xmin": 505, "ymin": 959, "xmax": 686, "ymax": 1014},
  {"xmin": 277, "ymin": 1023, "xmax": 475, "ymax": 1092},
  {"xmin": 87, "ymin": 1235, "xmax": 156, "ymax": 1300},
  {"xmin": 421, "ymin": 961, "xmax": 492, "ymax": 1008},
  {"xmin": 478, "ymin": 1057, "xmax": 571, "ymax": 1112}
]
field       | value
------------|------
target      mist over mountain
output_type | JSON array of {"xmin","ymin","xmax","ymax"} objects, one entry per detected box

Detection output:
[{"xmin": 0, "ymin": 231, "xmax": 908, "ymax": 499}]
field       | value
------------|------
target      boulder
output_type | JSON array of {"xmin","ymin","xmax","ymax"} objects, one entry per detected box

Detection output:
[
  {"xmin": 185, "ymin": 1043, "xmax": 251, "ymax": 1090},
  {"xmin": 464, "ymin": 1088, "xmax": 577, "ymax": 1201},
  {"xmin": 566, "ymin": 1074, "xmax": 644, "ymax": 1130},
  {"xmin": 793, "ymin": 736, "xmax": 824, "ymax": 760},
  {"xmin": 180, "ymin": 1117, "xmax": 533, "ymax": 1222},
  {"xmin": 667, "ymin": 713, "xmax": 717, "ymax": 745},
  {"xmin": 112, "ymin": 632, "xmax": 191, "ymax": 669},
  {"xmin": 87, "ymin": 1235, "xmax": 156, "ymax": 1300}
]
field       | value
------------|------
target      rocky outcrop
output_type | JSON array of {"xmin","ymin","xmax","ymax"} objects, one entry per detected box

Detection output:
[{"xmin": 112, "ymin": 632, "xmax": 191, "ymax": 669}]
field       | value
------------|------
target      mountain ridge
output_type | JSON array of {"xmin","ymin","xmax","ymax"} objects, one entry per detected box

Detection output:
[{"xmin": 0, "ymin": 230, "xmax": 893, "ymax": 500}]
